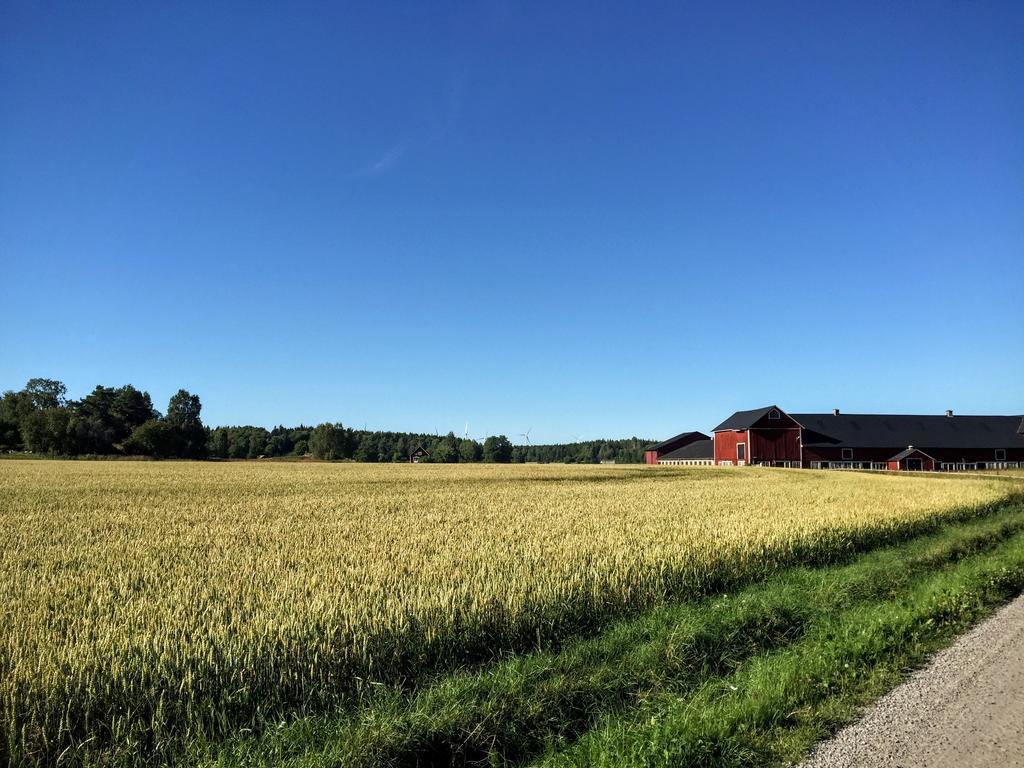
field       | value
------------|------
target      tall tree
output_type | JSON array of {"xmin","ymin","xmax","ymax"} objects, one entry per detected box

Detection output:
[
  {"xmin": 433, "ymin": 432, "xmax": 460, "ymax": 463},
  {"xmin": 228, "ymin": 428, "xmax": 251, "ymax": 459},
  {"xmin": 459, "ymin": 439, "xmax": 482, "ymax": 463},
  {"xmin": 23, "ymin": 378, "xmax": 67, "ymax": 410},
  {"xmin": 0, "ymin": 390, "xmax": 25, "ymax": 449},
  {"xmin": 73, "ymin": 384, "xmax": 157, "ymax": 453},
  {"xmin": 165, "ymin": 389, "xmax": 206, "ymax": 458},
  {"xmin": 247, "ymin": 430, "xmax": 266, "ymax": 459},
  {"xmin": 124, "ymin": 419, "xmax": 183, "ymax": 458},
  {"xmin": 112, "ymin": 386, "xmax": 159, "ymax": 434},
  {"xmin": 0, "ymin": 379, "xmax": 69, "ymax": 451},
  {"xmin": 309, "ymin": 423, "xmax": 348, "ymax": 460},
  {"xmin": 21, "ymin": 407, "xmax": 75, "ymax": 454},
  {"xmin": 209, "ymin": 427, "xmax": 230, "ymax": 458},
  {"xmin": 482, "ymin": 435, "xmax": 513, "ymax": 463},
  {"xmin": 354, "ymin": 434, "xmax": 379, "ymax": 462},
  {"xmin": 0, "ymin": 411, "xmax": 19, "ymax": 450}
]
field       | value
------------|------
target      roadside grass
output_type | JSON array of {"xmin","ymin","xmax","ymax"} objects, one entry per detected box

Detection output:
[
  {"xmin": 193, "ymin": 501, "xmax": 1024, "ymax": 768},
  {"xmin": 535, "ymin": 520, "xmax": 1024, "ymax": 767}
]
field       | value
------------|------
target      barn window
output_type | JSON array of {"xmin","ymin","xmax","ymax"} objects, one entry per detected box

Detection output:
[
  {"xmin": 736, "ymin": 443, "xmax": 746, "ymax": 461},
  {"xmin": 996, "ymin": 449, "xmax": 1006, "ymax": 461},
  {"xmin": 841, "ymin": 448, "xmax": 853, "ymax": 460},
  {"xmin": 768, "ymin": 409, "xmax": 780, "ymax": 420}
]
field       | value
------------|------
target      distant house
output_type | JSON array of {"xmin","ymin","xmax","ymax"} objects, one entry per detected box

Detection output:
[
  {"xmin": 644, "ymin": 431, "xmax": 710, "ymax": 465},
  {"xmin": 409, "ymin": 445, "xmax": 430, "ymax": 463}
]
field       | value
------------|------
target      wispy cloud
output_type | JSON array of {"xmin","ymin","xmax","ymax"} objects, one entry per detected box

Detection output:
[
  {"xmin": 354, "ymin": 141, "xmax": 408, "ymax": 177},
  {"xmin": 351, "ymin": 72, "xmax": 466, "ymax": 179}
]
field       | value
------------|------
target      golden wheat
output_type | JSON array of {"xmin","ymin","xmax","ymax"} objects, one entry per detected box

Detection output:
[{"xmin": 1, "ymin": 460, "xmax": 1020, "ymax": 764}]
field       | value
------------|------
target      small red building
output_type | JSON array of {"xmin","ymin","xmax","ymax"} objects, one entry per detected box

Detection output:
[{"xmin": 886, "ymin": 447, "xmax": 936, "ymax": 472}]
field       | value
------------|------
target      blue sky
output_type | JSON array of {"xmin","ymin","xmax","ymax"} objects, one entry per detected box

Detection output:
[{"xmin": 2, "ymin": 2, "xmax": 1022, "ymax": 442}]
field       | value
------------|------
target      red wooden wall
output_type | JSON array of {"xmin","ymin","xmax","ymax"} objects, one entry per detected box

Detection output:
[
  {"xmin": 714, "ymin": 431, "xmax": 746, "ymax": 464},
  {"xmin": 747, "ymin": 428, "xmax": 802, "ymax": 463}
]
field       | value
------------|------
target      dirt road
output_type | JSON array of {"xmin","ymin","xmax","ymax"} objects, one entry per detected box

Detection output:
[{"xmin": 802, "ymin": 593, "xmax": 1024, "ymax": 768}]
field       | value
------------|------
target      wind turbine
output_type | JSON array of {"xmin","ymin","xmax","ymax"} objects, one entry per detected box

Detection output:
[
  {"xmin": 464, "ymin": 422, "xmax": 471, "ymax": 440},
  {"xmin": 519, "ymin": 428, "xmax": 532, "ymax": 445}
]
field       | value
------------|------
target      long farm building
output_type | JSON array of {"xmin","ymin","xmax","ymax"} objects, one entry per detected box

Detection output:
[{"xmin": 647, "ymin": 405, "xmax": 1024, "ymax": 471}]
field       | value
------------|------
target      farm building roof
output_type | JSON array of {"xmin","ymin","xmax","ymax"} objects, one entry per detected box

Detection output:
[
  {"xmin": 658, "ymin": 439, "xmax": 714, "ymax": 460},
  {"xmin": 888, "ymin": 446, "xmax": 937, "ymax": 461},
  {"xmin": 794, "ymin": 413, "xmax": 1024, "ymax": 451},
  {"xmin": 646, "ymin": 431, "xmax": 709, "ymax": 451},
  {"xmin": 711, "ymin": 406, "xmax": 782, "ymax": 432},
  {"xmin": 712, "ymin": 405, "xmax": 1024, "ymax": 450}
]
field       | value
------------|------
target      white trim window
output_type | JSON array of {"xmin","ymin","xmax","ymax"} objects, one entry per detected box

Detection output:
[
  {"xmin": 736, "ymin": 442, "xmax": 746, "ymax": 462},
  {"xmin": 768, "ymin": 409, "xmax": 781, "ymax": 420}
]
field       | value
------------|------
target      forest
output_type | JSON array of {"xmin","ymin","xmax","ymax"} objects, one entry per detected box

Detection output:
[{"xmin": 0, "ymin": 378, "xmax": 651, "ymax": 463}]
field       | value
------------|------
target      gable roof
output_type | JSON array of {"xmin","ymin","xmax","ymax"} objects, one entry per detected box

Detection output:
[
  {"xmin": 795, "ymin": 413, "xmax": 1024, "ymax": 450},
  {"xmin": 647, "ymin": 431, "xmax": 709, "ymax": 451},
  {"xmin": 889, "ymin": 446, "xmax": 936, "ymax": 461},
  {"xmin": 712, "ymin": 406, "xmax": 793, "ymax": 432},
  {"xmin": 658, "ymin": 439, "xmax": 714, "ymax": 460}
]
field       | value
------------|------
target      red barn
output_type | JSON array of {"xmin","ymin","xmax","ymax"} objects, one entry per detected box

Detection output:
[
  {"xmin": 708, "ymin": 405, "xmax": 1024, "ymax": 471},
  {"xmin": 711, "ymin": 406, "xmax": 802, "ymax": 467}
]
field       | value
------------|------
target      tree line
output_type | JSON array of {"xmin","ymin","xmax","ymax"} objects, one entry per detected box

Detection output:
[
  {"xmin": 0, "ymin": 379, "xmax": 206, "ymax": 458},
  {"xmin": 0, "ymin": 379, "xmax": 651, "ymax": 463}
]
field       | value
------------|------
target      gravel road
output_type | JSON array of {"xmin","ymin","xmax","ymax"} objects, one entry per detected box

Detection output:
[{"xmin": 801, "ymin": 593, "xmax": 1024, "ymax": 768}]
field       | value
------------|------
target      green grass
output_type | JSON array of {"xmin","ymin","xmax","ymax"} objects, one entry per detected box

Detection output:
[
  {"xmin": 188, "ymin": 500, "xmax": 1024, "ymax": 768},
  {"xmin": 537, "ymin": 528, "xmax": 1024, "ymax": 767}
]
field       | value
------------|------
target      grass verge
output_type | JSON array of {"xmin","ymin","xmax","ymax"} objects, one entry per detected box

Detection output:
[
  {"xmin": 189, "ymin": 501, "xmax": 1024, "ymax": 768},
  {"xmin": 535, "ymin": 517, "xmax": 1024, "ymax": 766}
]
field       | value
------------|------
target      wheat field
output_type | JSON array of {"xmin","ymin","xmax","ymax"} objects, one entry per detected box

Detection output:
[{"xmin": 2, "ymin": 460, "xmax": 1020, "ymax": 765}]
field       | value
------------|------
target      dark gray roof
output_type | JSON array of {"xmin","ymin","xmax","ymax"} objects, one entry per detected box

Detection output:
[
  {"xmin": 647, "ymin": 431, "xmax": 708, "ymax": 451},
  {"xmin": 889, "ymin": 446, "xmax": 936, "ymax": 461},
  {"xmin": 711, "ymin": 406, "xmax": 783, "ymax": 432},
  {"xmin": 659, "ymin": 439, "xmax": 714, "ymax": 460},
  {"xmin": 795, "ymin": 413, "xmax": 1024, "ymax": 450}
]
